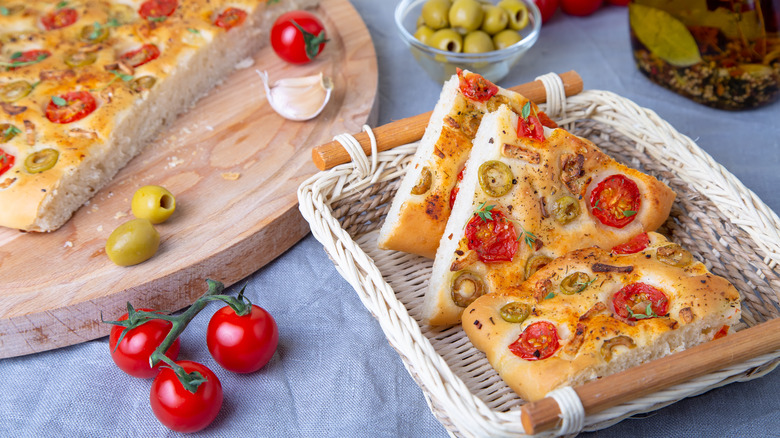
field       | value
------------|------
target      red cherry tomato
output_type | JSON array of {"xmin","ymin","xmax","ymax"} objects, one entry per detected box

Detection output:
[
  {"xmin": 560, "ymin": 0, "xmax": 602, "ymax": 16},
  {"xmin": 589, "ymin": 174, "xmax": 641, "ymax": 228},
  {"xmin": 120, "ymin": 44, "xmax": 160, "ymax": 68},
  {"xmin": 150, "ymin": 360, "xmax": 223, "ymax": 433},
  {"xmin": 509, "ymin": 321, "xmax": 559, "ymax": 360},
  {"xmin": 449, "ymin": 166, "xmax": 466, "ymax": 209},
  {"xmin": 534, "ymin": 0, "xmax": 560, "ymax": 24},
  {"xmin": 108, "ymin": 308, "xmax": 181, "ymax": 379},
  {"xmin": 270, "ymin": 10, "xmax": 327, "ymax": 64},
  {"xmin": 207, "ymin": 304, "xmax": 279, "ymax": 373},
  {"xmin": 214, "ymin": 7, "xmax": 247, "ymax": 30},
  {"xmin": 41, "ymin": 7, "xmax": 78, "ymax": 30},
  {"xmin": 7, "ymin": 49, "xmax": 51, "ymax": 70},
  {"xmin": 606, "ymin": 0, "xmax": 630, "ymax": 5},
  {"xmin": 0, "ymin": 148, "xmax": 15, "ymax": 177},
  {"xmin": 612, "ymin": 282, "xmax": 669, "ymax": 321},
  {"xmin": 611, "ymin": 232, "xmax": 650, "ymax": 254},
  {"xmin": 139, "ymin": 0, "xmax": 177, "ymax": 20},
  {"xmin": 465, "ymin": 209, "xmax": 519, "ymax": 263},
  {"xmin": 457, "ymin": 68, "xmax": 498, "ymax": 103},
  {"xmin": 46, "ymin": 91, "xmax": 97, "ymax": 124}
]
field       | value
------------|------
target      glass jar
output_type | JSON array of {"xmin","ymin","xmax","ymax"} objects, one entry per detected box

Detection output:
[{"xmin": 629, "ymin": 0, "xmax": 780, "ymax": 110}]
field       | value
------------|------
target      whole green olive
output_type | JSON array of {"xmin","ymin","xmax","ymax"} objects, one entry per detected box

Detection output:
[
  {"xmin": 24, "ymin": 148, "xmax": 59, "ymax": 173},
  {"xmin": 421, "ymin": 0, "xmax": 451, "ymax": 30},
  {"xmin": 0, "ymin": 80, "xmax": 33, "ymax": 103},
  {"xmin": 498, "ymin": 0, "xmax": 530, "ymax": 30},
  {"xmin": 131, "ymin": 185, "xmax": 176, "ymax": 224},
  {"xmin": 105, "ymin": 218, "xmax": 160, "ymax": 266},
  {"xmin": 500, "ymin": 301, "xmax": 530, "ymax": 323},
  {"xmin": 481, "ymin": 5, "xmax": 509, "ymax": 35},
  {"xmin": 414, "ymin": 25, "xmax": 436, "ymax": 45},
  {"xmin": 429, "ymin": 28, "xmax": 463, "ymax": 52},
  {"xmin": 478, "ymin": 160, "xmax": 513, "ymax": 197},
  {"xmin": 493, "ymin": 29, "xmax": 523, "ymax": 50},
  {"xmin": 463, "ymin": 30, "xmax": 495, "ymax": 53},
  {"xmin": 449, "ymin": 0, "xmax": 484, "ymax": 33}
]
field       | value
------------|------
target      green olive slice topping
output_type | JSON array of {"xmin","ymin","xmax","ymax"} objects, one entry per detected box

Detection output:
[
  {"xmin": 411, "ymin": 166, "xmax": 432, "ymax": 195},
  {"xmin": 80, "ymin": 24, "xmax": 110, "ymax": 43},
  {"xmin": 0, "ymin": 81, "xmax": 33, "ymax": 103},
  {"xmin": 656, "ymin": 243, "xmax": 693, "ymax": 267},
  {"xmin": 553, "ymin": 195, "xmax": 580, "ymax": 224},
  {"xmin": 451, "ymin": 271, "xmax": 486, "ymax": 308},
  {"xmin": 560, "ymin": 272, "xmax": 591, "ymax": 295},
  {"xmin": 601, "ymin": 335, "xmax": 636, "ymax": 362},
  {"xmin": 478, "ymin": 160, "xmax": 513, "ymax": 197},
  {"xmin": 500, "ymin": 301, "xmax": 531, "ymax": 323},
  {"xmin": 64, "ymin": 51, "xmax": 97, "ymax": 68},
  {"xmin": 25, "ymin": 148, "xmax": 59, "ymax": 174},
  {"xmin": 1, "ymin": 123, "xmax": 20, "ymax": 143},
  {"xmin": 525, "ymin": 254, "xmax": 552, "ymax": 280},
  {"xmin": 130, "ymin": 75, "xmax": 157, "ymax": 93}
]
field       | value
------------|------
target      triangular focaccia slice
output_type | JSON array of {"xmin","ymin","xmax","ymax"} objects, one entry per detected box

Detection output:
[
  {"xmin": 424, "ymin": 105, "xmax": 676, "ymax": 325},
  {"xmin": 461, "ymin": 232, "xmax": 741, "ymax": 402},
  {"xmin": 377, "ymin": 70, "xmax": 555, "ymax": 258}
]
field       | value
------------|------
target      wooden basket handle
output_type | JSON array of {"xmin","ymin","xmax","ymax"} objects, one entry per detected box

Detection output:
[
  {"xmin": 311, "ymin": 70, "xmax": 583, "ymax": 171},
  {"xmin": 521, "ymin": 317, "xmax": 780, "ymax": 434}
]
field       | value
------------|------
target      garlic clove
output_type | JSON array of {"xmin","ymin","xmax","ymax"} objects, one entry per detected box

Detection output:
[{"xmin": 257, "ymin": 70, "xmax": 333, "ymax": 121}]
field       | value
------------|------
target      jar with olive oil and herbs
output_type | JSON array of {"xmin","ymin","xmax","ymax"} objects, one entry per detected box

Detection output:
[{"xmin": 629, "ymin": 0, "xmax": 780, "ymax": 110}]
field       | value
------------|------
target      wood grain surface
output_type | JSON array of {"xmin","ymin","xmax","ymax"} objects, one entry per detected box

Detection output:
[{"xmin": 0, "ymin": 0, "xmax": 378, "ymax": 358}]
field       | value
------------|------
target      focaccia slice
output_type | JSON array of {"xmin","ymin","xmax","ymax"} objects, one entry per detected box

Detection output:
[
  {"xmin": 461, "ymin": 232, "xmax": 741, "ymax": 402},
  {"xmin": 377, "ymin": 69, "xmax": 554, "ymax": 258},
  {"xmin": 424, "ymin": 105, "xmax": 675, "ymax": 325}
]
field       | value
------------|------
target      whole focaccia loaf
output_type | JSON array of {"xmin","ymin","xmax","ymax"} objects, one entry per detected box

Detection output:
[
  {"xmin": 0, "ymin": 0, "xmax": 316, "ymax": 231},
  {"xmin": 462, "ymin": 232, "xmax": 741, "ymax": 402},
  {"xmin": 424, "ymin": 105, "xmax": 675, "ymax": 325}
]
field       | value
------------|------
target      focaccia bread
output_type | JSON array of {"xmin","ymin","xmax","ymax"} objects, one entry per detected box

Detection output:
[
  {"xmin": 461, "ymin": 232, "xmax": 741, "ymax": 402},
  {"xmin": 377, "ymin": 69, "xmax": 556, "ymax": 258},
  {"xmin": 424, "ymin": 105, "xmax": 675, "ymax": 325},
  {"xmin": 0, "ymin": 0, "xmax": 316, "ymax": 231}
]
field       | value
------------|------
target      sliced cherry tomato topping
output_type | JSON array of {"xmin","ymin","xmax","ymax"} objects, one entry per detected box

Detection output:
[
  {"xmin": 611, "ymin": 232, "xmax": 650, "ymax": 254},
  {"xmin": 517, "ymin": 102, "xmax": 545, "ymax": 141},
  {"xmin": 46, "ymin": 91, "xmax": 97, "ymax": 124},
  {"xmin": 465, "ymin": 208, "xmax": 518, "ymax": 263},
  {"xmin": 41, "ymin": 7, "xmax": 78, "ymax": 30},
  {"xmin": 449, "ymin": 166, "xmax": 466, "ymax": 209},
  {"xmin": 214, "ymin": 7, "xmax": 247, "ymax": 30},
  {"xmin": 6, "ymin": 50, "xmax": 51, "ymax": 71},
  {"xmin": 120, "ymin": 44, "xmax": 161, "ymax": 68},
  {"xmin": 509, "ymin": 321, "xmax": 559, "ymax": 360},
  {"xmin": 457, "ymin": 68, "xmax": 498, "ymax": 103},
  {"xmin": 0, "ymin": 148, "xmax": 15, "ymax": 177},
  {"xmin": 612, "ymin": 282, "xmax": 669, "ymax": 321},
  {"xmin": 713, "ymin": 325, "xmax": 729, "ymax": 340},
  {"xmin": 139, "ymin": 0, "xmax": 178, "ymax": 20},
  {"xmin": 590, "ymin": 174, "xmax": 641, "ymax": 228},
  {"xmin": 538, "ymin": 111, "xmax": 558, "ymax": 129}
]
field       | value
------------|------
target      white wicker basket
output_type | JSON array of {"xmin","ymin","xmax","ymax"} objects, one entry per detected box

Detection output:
[{"xmin": 296, "ymin": 73, "xmax": 780, "ymax": 437}]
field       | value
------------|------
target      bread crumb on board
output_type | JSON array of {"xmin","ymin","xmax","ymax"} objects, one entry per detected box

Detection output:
[
  {"xmin": 64, "ymin": 241, "xmax": 73, "ymax": 248},
  {"xmin": 221, "ymin": 172, "xmax": 241, "ymax": 181},
  {"xmin": 114, "ymin": 211, "xmax": 128, "ymax": 220}
]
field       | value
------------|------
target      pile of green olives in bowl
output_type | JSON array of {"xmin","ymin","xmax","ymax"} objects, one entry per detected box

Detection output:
[{"xmin": 395, "ymin": 0, "xmax": 541, "ymax": 83}]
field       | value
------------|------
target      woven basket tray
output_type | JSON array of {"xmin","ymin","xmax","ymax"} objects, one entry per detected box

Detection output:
[{"xmin": 297, "ymin": 75, "xmax": 780, "ymax": 437}]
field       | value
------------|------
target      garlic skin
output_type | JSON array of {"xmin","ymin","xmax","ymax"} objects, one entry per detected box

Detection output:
[{"xmin": 257, "ymin": 70, "xmax": 333, "ymax": 121}]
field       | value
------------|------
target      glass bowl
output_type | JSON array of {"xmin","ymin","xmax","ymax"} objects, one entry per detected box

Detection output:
[{"xmin": 394, "ymin": 0, "xmax": 541, "ymax": 83}]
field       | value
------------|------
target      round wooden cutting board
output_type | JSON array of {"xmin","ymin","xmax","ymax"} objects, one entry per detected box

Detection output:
[{"xmin": 0, "ymin": 0, "xmax": 378, "ymax": 358}]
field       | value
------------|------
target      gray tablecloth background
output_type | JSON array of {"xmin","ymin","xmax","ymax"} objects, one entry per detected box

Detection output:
[{"xmin": 2, "ymin": 1, "xmax": 779, "ymax": 436}]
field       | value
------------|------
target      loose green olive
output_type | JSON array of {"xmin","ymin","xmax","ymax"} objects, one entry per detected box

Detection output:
[
  {"xmin": 498, "ymin": 0, "xmax": 530, "ymax": 30},
  {"xmin": 656, "ymin": 243, "xmax": 693, "ymax": 267},
  {"xmin": 500, "ymin": 301, "xmax": 530, "ymax": 323},
  {"xmin": 80, "ymin": 24, "xmax": 110, "ymax": 43},
  {"xmin": 0, "ymin": 80, "xmax": 33, "ymax": 103},
  {"xmin": 525, "ymin": 254, "xmax": 552, "ymax": 279},
  {"xmin": 421, "ymin": 0, "xmax": 451, "ymax": 30},
  {"xmin": 24, "ymin": 149, "xmax": 59, "ymax": 173},
  {"xmin": 105, "ymin": 218, "xmax": 160, "ymax": 266},
  {"xmin": 130, "ymin": 75, "xmax": 157, "ymax": 93},
  {"xmin": 553, "ymin": 196, "xmax": 580, "ymax": 224},
  {"xmin": 414, "ymin": 25, "xmax": 436, "ymax": 45},
  {"xmin": 451, "ymin": 271, "xmax": 486, "ymax": 307},
  {"xmin": 493, "ymin": 29, "xmax": 523, "ymax": 50},
  {"xmin": 64, "ymin": 51, "xmax": 97, "ymax": 68},
  {"xmin": 481, "ymin": 5, "xmax": 509, "ymax": 35},
  {"xmin": 0, "ymin": 123, "xmax": 20, "ymax": 143},
  {"xmin": 429, "ymin": 28, "xmax": 463, "ymax": 52},
  {"xmin": 131, "ymin": 185, "xmax": 176, "ymax": 224},
  {"xmin": 463, "ymin": 30, "xmax": 495, "ymax": 53},
  {"xmin": 478, "ymin": 160, "xmax": 513, "ymax": 197},
  {"xmin": 449, "ymin": 0, "xmax": 484, "ymax": 33},
  {"xmin": 560, "ymin": 272, "xmax": 592, "ymax": 295},
  {"xmin": 411, "ymin": 166, "xmax": 433, "ymax": 195}
]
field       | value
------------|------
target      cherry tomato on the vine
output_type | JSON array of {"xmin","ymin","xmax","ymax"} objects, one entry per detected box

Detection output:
[
  {"xmin": 534, "ymin": 0, "xmax": 560, "ymax": 24},
  {"xmin": 207, "ymin": 304, "xmax": 279, "ymax": 373},
  {"xmin": 270, "ymin": 10, "xmax": 328, "ymax": 64},
  {"xmin": 108, "ymin": 308, "xmax": 181, "ymax": 379},
  {"xmin": 150, "ymin": 360, "xmax": 223, "ymax": 433},
  {"xmin": 560, "ymin": 0, "xmax": 602, "ymax": 17}
]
